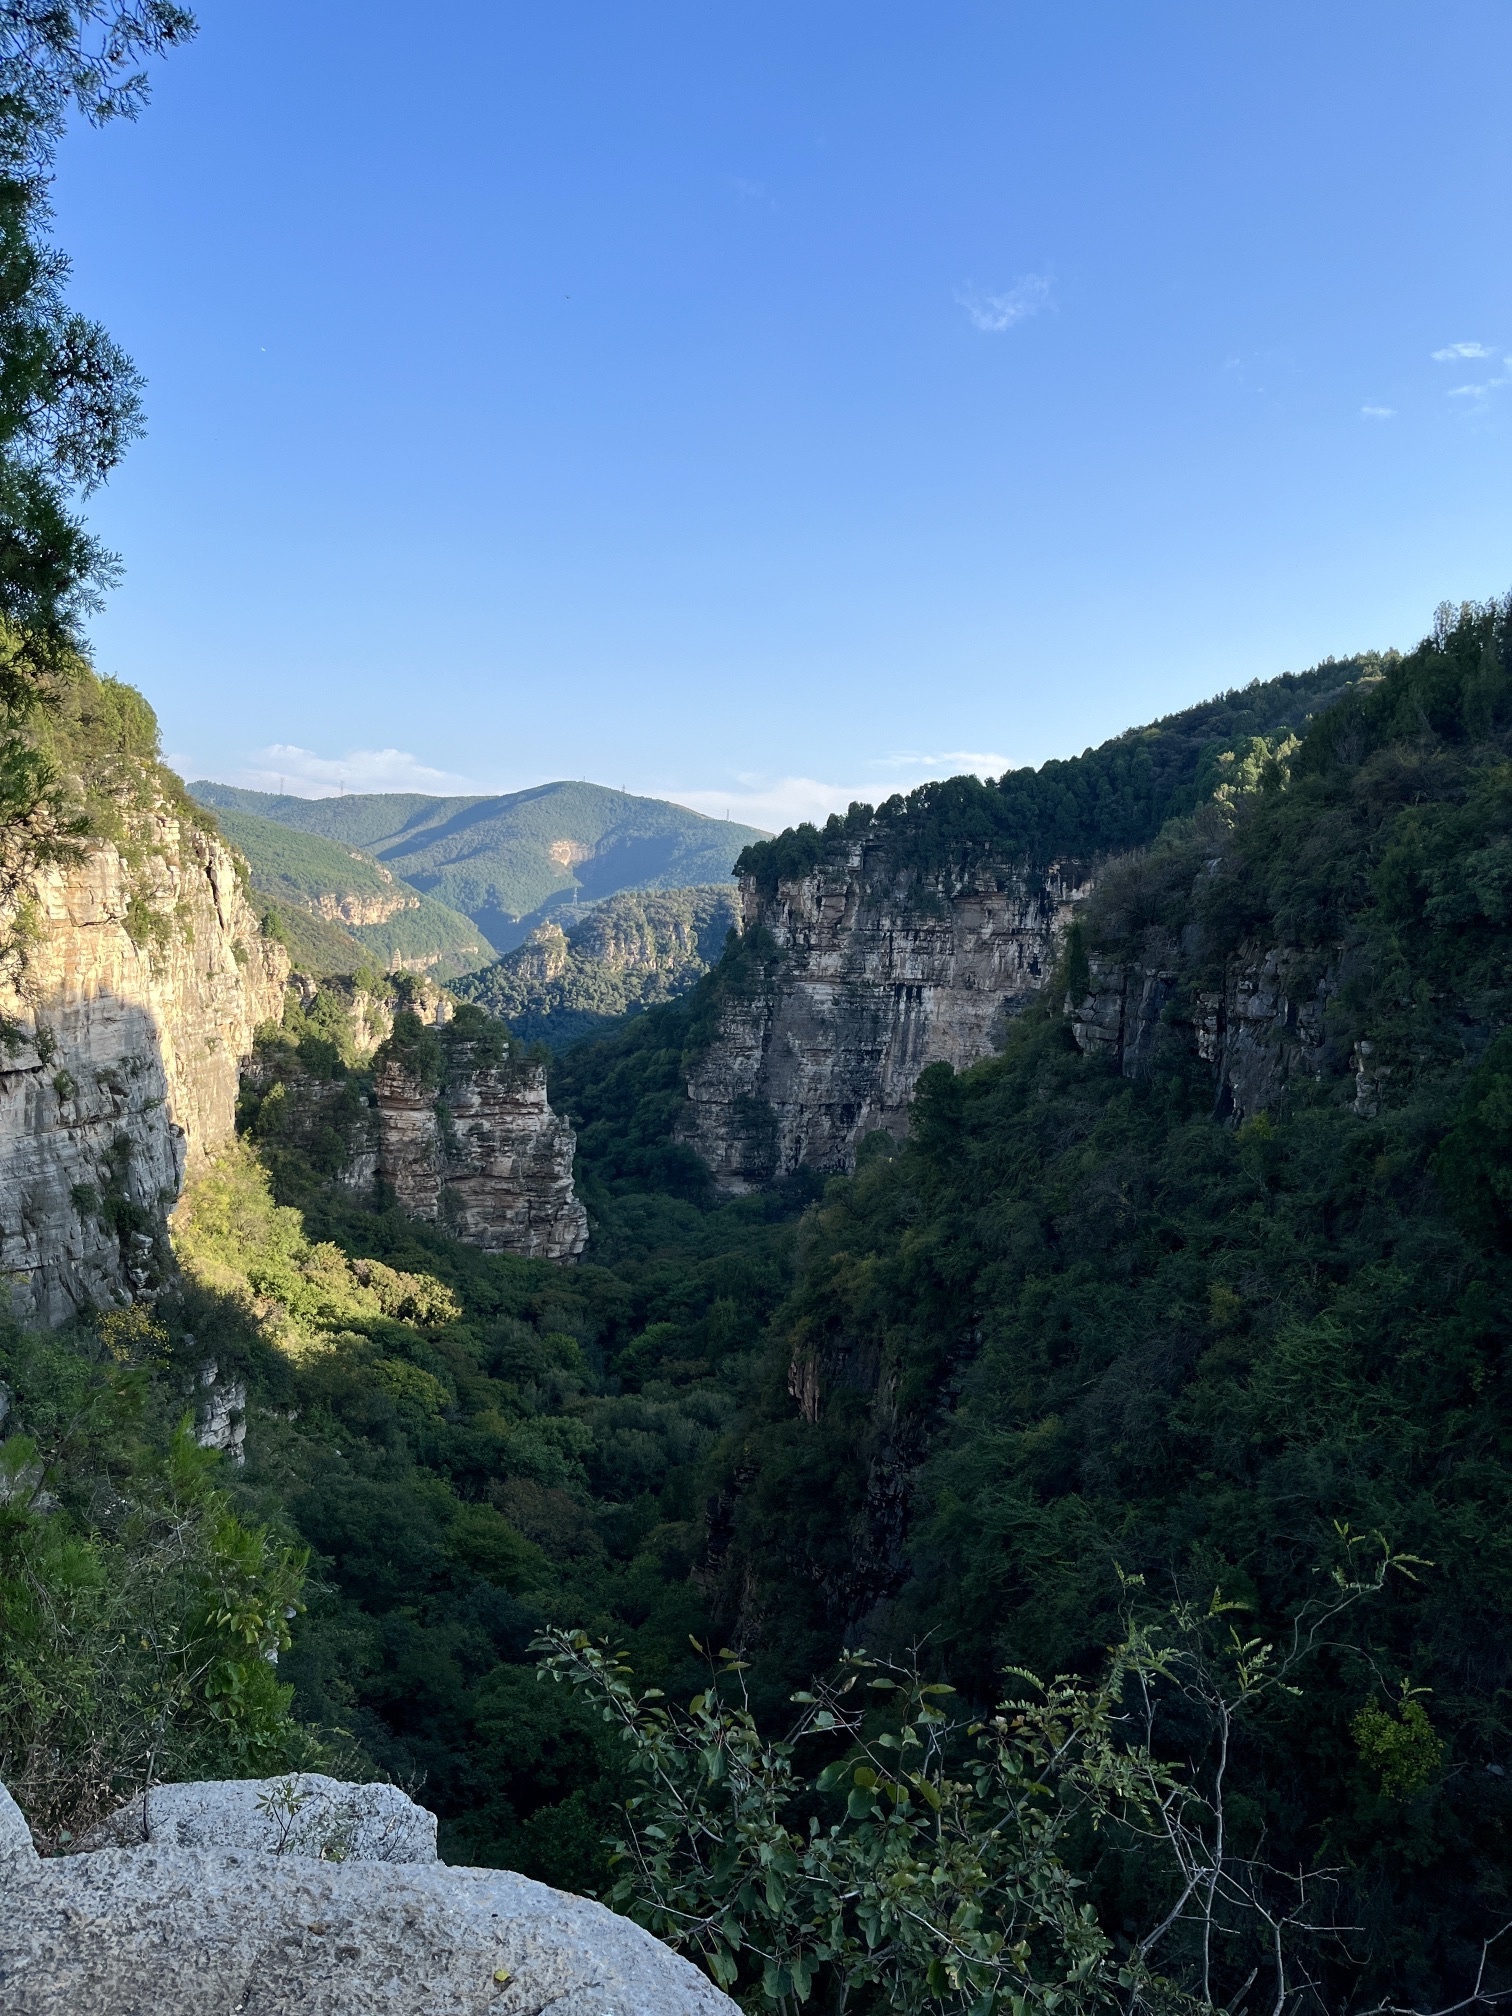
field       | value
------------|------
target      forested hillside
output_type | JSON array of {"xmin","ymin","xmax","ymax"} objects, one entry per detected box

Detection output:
[
  {"xmin": 209, "ymin": 805, "xmax": 491, "ymax": 980},
  {"xmin": 691, "ymin": 600, "xmax": 1512, "ymax": 2009},
  {"xmin": 739, "ymin": 652, "xmax": 1373, "ymax": 892},
  {"xmin": 192, "ymin": 779, "xmax": 765, "ymax": 952},
  {"xmin": 454, "ymin": 884, "xmax": 739, "ymax": 1047},
  {"xmin": 539, "ymin": 602, "xmax": 1512, "ymax": 2009}
]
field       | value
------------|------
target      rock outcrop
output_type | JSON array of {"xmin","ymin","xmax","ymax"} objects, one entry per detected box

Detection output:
[
  {"xmin": 284, "ymin": 968, "xmax": 453, "ymax": 1061},
  {"xmin": 683, "ymin": 854, "xmax": 1091, "ymax": 1190},
  {"xmin": 1, "ymin": 1777, "xmax": 735, "ymax": 2015},
  {"xmin": 674, "ymin": 839, "xmax": 1361, "ymax": 1193},
  {"xmin": 376, "ymin": 1040, "xmax": 588, "ymax": 1260},
  {"xmin": 0, "ymin": 815, "xmax": 287, "ymax": 1325},
  {"xmin": 309, "ymin": 856, "xmax": 421, "ymax": 928},
  {"xmin": 245, "ymin": 974, "xmax": 457, "ymax": 1196},
  {"xmin": 1068, "ymin": 946, "xmax": 1343, "ymax": 1121}
]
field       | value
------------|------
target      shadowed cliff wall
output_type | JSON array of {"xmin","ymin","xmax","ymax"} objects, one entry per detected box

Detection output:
[{"xmin": 0, "ymin": 813, "xmax": 287, "ymax": 1324}]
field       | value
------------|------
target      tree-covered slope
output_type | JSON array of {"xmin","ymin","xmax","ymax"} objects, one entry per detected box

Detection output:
[
  {"xmin": 207, "ymin": 805, "xmax": 492, "ymax": 981},
  {"xmin": 738, "ymin": 653, "xmax": 1377, "ymax": 893},
  {"xmin": 191, "ymin": 780, "xmax": 767, "ymax": 953},
  {"xmin": 453, "ymin": 885, "xmax": 740, "ymax": 1048},
  {"xmin": 694, "ymin": 599, "xmax": 1512, "ymax": 2010}
]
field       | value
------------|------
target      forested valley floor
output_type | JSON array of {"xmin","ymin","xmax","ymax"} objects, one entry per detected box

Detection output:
[{"xmin": 7, "ymin": 603, "xmax": 1512, "ymax": 2013}]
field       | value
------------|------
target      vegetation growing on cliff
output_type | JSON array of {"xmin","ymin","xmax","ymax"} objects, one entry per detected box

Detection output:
[
  {"xmin": 0, "ymin": 1308, "xmax": 309, "ymax": 1852},
  {"xmin": 0, "ymin": 3, "xmax": 197, "ymax": 967}
]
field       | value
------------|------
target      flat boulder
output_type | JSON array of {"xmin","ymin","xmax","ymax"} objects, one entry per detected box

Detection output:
[{"xmin": 1, "ymin": 1779, "xmax": 736, "ymax": 2016}]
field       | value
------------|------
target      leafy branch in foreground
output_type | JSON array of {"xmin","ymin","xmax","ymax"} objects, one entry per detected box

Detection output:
[
  {"xmin": 536, "ymin": 1530, "xmax": 1444, "ymax": 2016},
  {"xmin": 538, "ymin": 1625, "xmax": 1156, "ymax": 2015}
]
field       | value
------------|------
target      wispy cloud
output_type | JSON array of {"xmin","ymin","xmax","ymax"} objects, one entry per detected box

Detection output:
[
  {"xmin": 956, "ymin": 274, "xmax": 1051, "ymax": 333},
  {"xmin": 1361, "ymin": 405, "xmax": 1396, "ymax": 420},
  {"xmin": 1432, "ymin": 341, "xmax": 1495, "ymax": 361},
  {"xmin": 230, "ymin": 742, "xmax": 482, "ymax": 798},
  {"xmin": 669, "ymin": 752, "xmax": 1014, "ymax": 835},
  {"xmin": 868, "ymin": 748, "xmax": 1013, "ymax": 775},
  {"xmin": 1446, "ymin": 358, "xmax": 1512, "ymax": 401}
]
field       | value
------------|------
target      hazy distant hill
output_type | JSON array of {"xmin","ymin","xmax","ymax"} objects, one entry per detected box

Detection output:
[
  {"xmin": 208, "ymin": 805, "xmax": 492, "ymax": 981},
  {"xmin": 190, "ymin": 780, "xmax": 767, "ymax": 952},
  {"xmin": 453, "ymin": 884, "xmax": 740, "ymax": 1048}
]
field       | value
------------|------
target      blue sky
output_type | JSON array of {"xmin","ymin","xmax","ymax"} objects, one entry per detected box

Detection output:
[{"xmin": 56, "ymin": 1, "xmax": 1512, "ymax": 829}]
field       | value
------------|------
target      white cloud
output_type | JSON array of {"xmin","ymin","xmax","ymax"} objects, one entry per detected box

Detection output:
[
  {"xmin": 668, "ymin": 753, "xmax": 1014, "ymax": 835},
  {"xmin": 1432, "ymin": 341, "xmax": 1495, "ymax": 360},
  {"xmin": 1361, "ymin": 405, "xmax": 1396, "ymax": 420},
  {"xmin": 231, "ymin": 742, "xmax": 482, "ymax": 797},
  {"xmin": 956, "ymin": 274, "xmax": 1051, "ymax": 333}
]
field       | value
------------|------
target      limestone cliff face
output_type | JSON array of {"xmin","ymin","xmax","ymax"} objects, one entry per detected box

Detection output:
[
  {"xmin": 312, "ymin": 887, "xmax": 420, "ymax": 928},
  {"xmin": 1067, "ymin": 945, "xmax": 1364, "ymax": 1120},
  {"xmin": 0, "ymin": 815, "xmax": 287, "ymax": 1325},
  {"xmin": 375, "ymin": 1043, "xmax": 587, "ymax": 1260},
  {"xmin": 682, "ymin": 855, "xmax": 1091, "ymax": 1191}
]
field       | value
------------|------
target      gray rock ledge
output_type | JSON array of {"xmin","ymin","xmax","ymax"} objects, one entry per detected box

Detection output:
[
  {"xmin": 78, "ymin": 1772, "xmax": 439, "ymax": 1863},
  {"xmin": 0, "ymin": 1780, "xmax": 735, "ymax": 2016}
]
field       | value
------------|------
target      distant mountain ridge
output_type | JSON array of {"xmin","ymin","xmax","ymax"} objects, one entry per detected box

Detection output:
[{"xmin": 190, "ymin": 779, "xmax": 768, "ymax": 953}]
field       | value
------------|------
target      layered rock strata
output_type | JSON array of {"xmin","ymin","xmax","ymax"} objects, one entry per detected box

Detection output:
[
  {"xmin": 0, "ymin": 817, "xmax": 287, "ymax": 1325},
  {"xmin": 376, "ymin": 1044, "xmax": 587, "ymax": 1260},
  {"xmin": 683, "ymin": 856, "xmax": 1092, "ymax": 1191},
  {"xmin": 2, "ymin": 1777, "xmax": 735, "ymax": 2016}
]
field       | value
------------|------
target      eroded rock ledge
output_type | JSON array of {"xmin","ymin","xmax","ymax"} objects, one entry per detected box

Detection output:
[{"xmin": 1066, "ymin": 945, "xmax": 1382, "ymax": 1121}]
